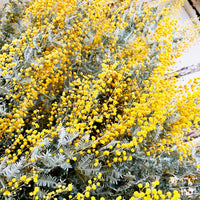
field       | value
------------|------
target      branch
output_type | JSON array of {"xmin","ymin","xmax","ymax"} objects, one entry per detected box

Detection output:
[{"xmin": 166, "ymin": 62, "xmax": 200, "ymax": 79}]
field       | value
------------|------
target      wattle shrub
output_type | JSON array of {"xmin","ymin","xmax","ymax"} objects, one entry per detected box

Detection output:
[{"xmin": 0, "ymin": 0, "xmax": 200, "ymax": 199}]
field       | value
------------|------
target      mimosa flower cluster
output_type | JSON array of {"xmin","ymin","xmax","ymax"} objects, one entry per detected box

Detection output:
[{"xmin": 0, "ymin": 0, "xmax": 200, "ymax": 199}]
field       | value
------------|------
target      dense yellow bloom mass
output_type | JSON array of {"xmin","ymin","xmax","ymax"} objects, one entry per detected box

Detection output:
[{"xmin": 0, "ymin": 0, "xmax": 199, "ymax": 199}]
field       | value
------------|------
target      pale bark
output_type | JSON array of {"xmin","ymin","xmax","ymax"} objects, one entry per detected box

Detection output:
[{"xmin": 174, "ymin": 63, "xmax": 200, "ymax": 78}]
